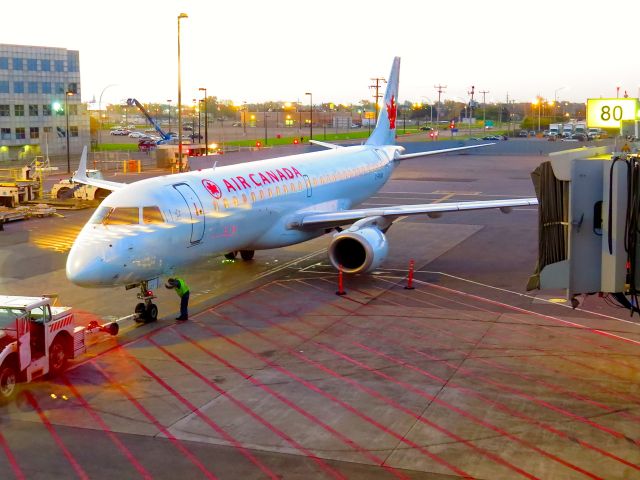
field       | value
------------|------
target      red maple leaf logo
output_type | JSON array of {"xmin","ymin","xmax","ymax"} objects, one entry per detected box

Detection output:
[
  {"xmin": 386, "ymin": 95, "xmax": 397, "ymax": 129},
  {"xmin": 202, "ymin": 179, "xmax": 222, "ymax": 199}
]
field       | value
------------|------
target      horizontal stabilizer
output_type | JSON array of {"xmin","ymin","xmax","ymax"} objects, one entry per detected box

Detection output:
[{"xmin": 309, "ymin": 140, "xmax": 342, "ymax": 149}]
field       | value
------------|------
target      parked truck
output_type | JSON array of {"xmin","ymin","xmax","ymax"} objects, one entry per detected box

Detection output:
[
  {"xmin": 562, "ymin": 123, "xmax": 575, "ymax": 138},
  {"xmin": 50, "ymin": 169, "xmax": 111, "ymax": 201},
  {"xmin": 548, "ymin": 123, "xmax": 563, "ymax": 136},
  {"xmin": 0, "ymin": 296, "xmax": 119, "ymax": 402},
  {"xmin": 574, "ymin": 121, "xmax": 588, "ymax": 136}
]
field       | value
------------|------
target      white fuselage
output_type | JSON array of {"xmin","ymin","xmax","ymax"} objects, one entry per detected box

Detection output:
[{"xmin": 66, "ymin": 144, "xmax": 401, "ymax": 286}]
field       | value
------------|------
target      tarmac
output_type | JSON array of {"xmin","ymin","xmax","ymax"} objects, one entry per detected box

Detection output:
[{"xmin": 1, "ymin": 137, "xmax": 639, "ymax": 479}]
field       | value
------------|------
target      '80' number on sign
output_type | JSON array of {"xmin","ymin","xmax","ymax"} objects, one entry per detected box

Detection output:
[{"xmin": 601, "ymin": 105, "xmax": 623, "ymax": 121}]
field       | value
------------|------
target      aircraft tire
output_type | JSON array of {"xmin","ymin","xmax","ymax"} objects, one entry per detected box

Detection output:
[
  {"xmin": 145, "ymin": 304, "xmax": 158, "ymax": 323},
  {"xmin": 134, "ymin": 302, "xmax": 146, "ymax": 323},
  {"xmin": 240, "ymin": 250, "xmax": 255, "ymax": 261},
  {"xmin": 224, "ymin": 251, "xmax": 237, "ymax": 260}
]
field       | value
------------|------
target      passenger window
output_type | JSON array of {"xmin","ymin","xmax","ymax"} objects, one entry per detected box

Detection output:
[
  {"xmin": 213, "ymin": 201, "xmax": 219, "ymax": 212},
  {"xmin": 250, "ymin": 192, "xmax": 256, "ymax": 203},
  {"xmin": 283, "ymin": 185, "xmax": 288, "ymax": 194},
  {"xmin": 104, "ymin": 207, "xmax": 139, "ymax": 225},
  {"xmin": 313, "ymin": 178, "xmax": 317, "ymax": 186},
  {"xmin": 268, "ymin": 188, "xmax": 273, "ymax": 198},
  {"xmin": 223, "ymin": 198, "xmax": 229, "ymax": 209},
  {"xmin": 259, "ymin": 190, "xmax": 264, "ymax": 200},
  {"xmin": 233, "ymin": 196, "xmax": 239, "ymax": 207},
  {"xmin": 242, "ymin": 194, "xmax": 247, "ymax": 204},
  {"xmin": 275, "ymin": 186, "xmax": 281, "ymax": 196},
  {"xmin": 142, "ymin": 206, "xmax": 164, "ymax": 224}
]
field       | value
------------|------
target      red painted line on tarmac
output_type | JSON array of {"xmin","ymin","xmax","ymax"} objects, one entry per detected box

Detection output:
[
  {"xmin": 420, "ymin": 280, "xmax": 640, "ymax": 347},
  {"xmin": 192, "ymin": 319, "xmax": 472, "ymax": 479},
  {"xmin": 168, "ymin": 330, "xmax": 408, "ymax": 478},
  {"xmin": 90, "ymin": 362, "xmax": 218, "ymax": 480},
  {"xmin": 278, "ymin": 282, "xmax": 640, "ymax": 471},
  {"xmin": 147, "ymin": 333, "xmax": 348, "ymax": 480},
  {"xmin": 24, "ymin": 391, "xmax": 90, "ymax": 480},
  {"xmin": 60, "ymin": 375, "xmax": 153, "ymax": 479},
  {"xmin": 372, "ymin": 282, "xmax": 640, "ymax": 424},
  {"xmin": 114, "ymin": 347, "xmax": 280, "ymax": 480},
  {"xmin": 216, "ymin": 302, "xmax": 536, "ymax": 480},
  {"xmin": 0, "ymin": 430, "xmax": 25, "ymax": 480}
]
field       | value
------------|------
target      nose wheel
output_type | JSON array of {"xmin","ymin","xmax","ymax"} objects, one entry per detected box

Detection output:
[{"xmin": 134, "ymin": 281, "xmax": 158, "ymax": 324}]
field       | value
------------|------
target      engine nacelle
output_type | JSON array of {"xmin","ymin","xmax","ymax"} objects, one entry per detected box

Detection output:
[{"xmin": 328, "ymin": 225, "xmax": 389, "ymax": 274}]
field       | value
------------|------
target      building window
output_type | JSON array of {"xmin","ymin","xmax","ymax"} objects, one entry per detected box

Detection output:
[
  {"xmin": 13, "ymin": 58, "xmax": 23, "ymax": 70},
  {"xmin": 42, "ymin": 82, "xmax": 51, "ymax": 94},
  {"xmin": 55, "ymin": 82, "xmax": 64, "ymax": 94},
  {"xmin": 15, "ymin": 128, "xmax": 25, "ymax": 140},
  {"xmin": 70, "ymin": 126, "xmax": 78, "ymax": 137},
  {"xmin": 0, "ymin": 57, "xmax": 7, "ymax": 69},
  {"xmin": 28, "ymin": 82, "xmax": 38, "ymax": 94},
  {"xmin": 54, "ymin": 60, "xmax": 64, "ymax": 72},
  {"xmin": 67, "ymin": 82, "xmax": 77, "ymax": 94},
  {"xmin": 29, "ymin": 104, "xmax": 39, "ymax": 116},
  {"xmin": 0, "ymin": 105, "xmax": 8, "ymax": 117},
  {"xmin": 67, "ymin": 51, "xmax": 79, "ymax": 72},
  {"xmin": 14, "ymin": 81, "xmax": 24, "ymax": 94},
  {"xmin": 69, "ymin": 104, "xmax": 78, "ymax": 115},
  {"xmin": 30, "ymin": 127, "xmax": 39, "ymax": 139},
  {"xmin": 42, "ymin": 104, "xmax": 52, "ymax": 116},
  {"xmin": 14, "ymin": 105, "xmax": 24, "ymax": 117},
  {"xmin": 41, "ymin": 59, "xmax": 50, "ymax": 71},
  {"xmin": 27, "ymin": 59, "xmax": 37, "ymax": 71},
  {"xmin": 0, "ymin": 81, "xmax": 8, "ymax": 93},
  {"xmin": 43, "ymin": 126, "xmax": 52, "ymax": 133},
  {"xmin": 1, "ymin": 128, "xmax": 10, "ymax": 140}
]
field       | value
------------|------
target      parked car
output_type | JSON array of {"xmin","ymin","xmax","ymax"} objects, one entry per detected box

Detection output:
[
  {"xmin": 231, "ymin": 122, "xmax": 242, "ymax": 127},
  {"xmin": 529, "ymin": 130, "xmax": 536, "ymax": 137},
  {"xmin": 419, "ymin": 126, "xmax": 432, "ymax": 131},
  {"xmin": 518, "ymin": 130, "xmax": 528, "ymax": 137},
  {"xmin": 110, "ymin": 129, "xmax": 129, "ymax": 136},
  {"xmin": 189, "ymin": 133, "xmax": 203, "ymax": 141},
  {"xmin": 183, "ymin": 125, "xmax": 193, "ymax": 131},
  {"xmin": 128, "ymin": 131, "xmax": 147, "ymax": 138},
  {"xmin": 548, "ymin": 132, "xmax": 558, "ymax": 141},
  {"xmin": 571, "ymin": 133, "xmax": 587, "ymax": 142}
]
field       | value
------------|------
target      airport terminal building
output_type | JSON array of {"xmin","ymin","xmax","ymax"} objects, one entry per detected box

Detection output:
[{"xmin": 0, "ymin": 44, "xmax": 90, "ymax": 162}]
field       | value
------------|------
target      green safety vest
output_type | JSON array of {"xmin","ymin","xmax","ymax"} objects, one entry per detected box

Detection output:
[{"xmin": 174, "ymin": 278, "xmax": 189, "ymax": 297}]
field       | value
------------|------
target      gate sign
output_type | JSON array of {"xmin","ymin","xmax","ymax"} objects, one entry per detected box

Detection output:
[{"xmin": 586, "ymin": 98, "xmax": 639, "ymax": 128}]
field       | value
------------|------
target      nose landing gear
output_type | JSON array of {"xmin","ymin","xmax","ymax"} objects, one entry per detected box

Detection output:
[{"xmin": 133, "ymin": 280, "xmax": 158, "ymax": 324}]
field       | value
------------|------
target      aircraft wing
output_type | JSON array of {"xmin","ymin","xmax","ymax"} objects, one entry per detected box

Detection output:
[
  {"xmin": 397, "ymin": 143, "xmax": 494, "ymax": 159},
  {"xmin": 309, "ymin": 140, "xmax": 343, "ymax": 149},
  {"xmin": 72, "ymin": 146, "xmax": 126, "ymax": 191},
  {"xmin": 290, "ymin": 197, "xmax": 538, "ymax": 229}
]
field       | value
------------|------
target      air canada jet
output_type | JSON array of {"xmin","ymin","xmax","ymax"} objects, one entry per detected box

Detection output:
[{"xmin": 66, "ymin": 57, "xmax": 537, "ymax": 321}]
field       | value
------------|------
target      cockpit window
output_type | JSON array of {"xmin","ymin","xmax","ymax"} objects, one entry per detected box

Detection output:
[
  {"xmin": 142, "ymin": 206, "xmax": 164, "ymax": 224},
  {"xmin": 90, "ymin": 206, "xmax": 140, "ymax": 225},
  {"xmin": 105, "ymin": 207, "xmax": 140, "ymax": 225},
  {"xmin": 90, "ymin": 206, "xmax": 112, "ymax": 224}
]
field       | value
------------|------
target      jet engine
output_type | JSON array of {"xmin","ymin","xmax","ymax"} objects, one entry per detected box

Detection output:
[{"xmin": 328, "ymin": 217, "xmax": 389, "ymax": 274}]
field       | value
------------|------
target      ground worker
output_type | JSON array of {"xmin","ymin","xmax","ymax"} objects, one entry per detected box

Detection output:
[{"xmin": 165, "ymin": 277, "xmax": 190, "ymax": 321}]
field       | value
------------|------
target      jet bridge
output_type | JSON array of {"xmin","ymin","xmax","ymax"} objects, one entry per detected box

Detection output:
[{"xmin": 528, "ymin": 145, "xmax": 640, "ymax": 311}]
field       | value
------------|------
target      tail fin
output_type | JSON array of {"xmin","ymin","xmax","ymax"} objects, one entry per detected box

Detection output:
[{"xmin": 365, "ymin": 57, "xmax": 400, "ymax": 146}]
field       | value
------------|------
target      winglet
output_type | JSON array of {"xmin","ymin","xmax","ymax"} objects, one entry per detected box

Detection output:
[{"xmin": 72, "ymin": 146, "xmax": 89, "ymax": 183}]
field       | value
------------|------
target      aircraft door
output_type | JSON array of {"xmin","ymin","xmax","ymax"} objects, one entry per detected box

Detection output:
[
  {"xmin": 16, "ymin": 314, "xmax": 30, "ymax": 370},
  {"xmin": 303, "ymin": 174, "xmax": 312, "ymax": 197},
  {"xmin": 173, "ymin": 183, "xmax": 205, "ymax": 245}
]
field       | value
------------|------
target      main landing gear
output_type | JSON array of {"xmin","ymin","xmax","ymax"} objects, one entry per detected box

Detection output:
[
  {"xmin": 133, "ymin": 280, "xmax": 158, "ymax": 324},
  {"xmin": 224, "ymin": 250, "xmax": 255, "ymax": 261}
]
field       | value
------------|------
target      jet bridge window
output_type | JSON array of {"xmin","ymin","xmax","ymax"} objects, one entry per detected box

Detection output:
[{"xmin": 142, "ymin": 206, "xmax": 164, "ymax": 224}]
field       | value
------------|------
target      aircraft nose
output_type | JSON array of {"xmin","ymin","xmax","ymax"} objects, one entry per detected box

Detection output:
[{"xmin": 66, "ymin": 245, "xmax": 113, "ymax": 287}]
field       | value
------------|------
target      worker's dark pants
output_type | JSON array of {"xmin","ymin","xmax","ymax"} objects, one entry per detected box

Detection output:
[{"xmin": 180, "ymin": 291, "xmax": 190, "ymax": 319}]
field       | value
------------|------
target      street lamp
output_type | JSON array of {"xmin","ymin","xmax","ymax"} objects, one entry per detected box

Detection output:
[
  {"xmin": 167, "ymin": 99, "xmax": 172, "ymax": 131},
  {"xmin": 97, "ymin": 84, "xmax": 117, "ymax": 149},
  {"xmin": 65, "ymin": 91, "xmax": 74, "ymax": 173},
  {"xmin": 177, "ymin": 12, "xmax": 188, "ymax": 173},
  {"xmin": 305, "ymin": 92, "xmax": 312, "ymax": 141},
  {"xmin": 198, "ymin": 87, "xmax": 207, "ymax": 150}
]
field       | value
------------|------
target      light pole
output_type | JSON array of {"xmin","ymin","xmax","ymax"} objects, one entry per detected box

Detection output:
[
  {"xmin": 177, "ymin": 12, "xmax": 188, "ymax": 172},
  {"xmin": 305, "ymin": 92, "xmax": 312, "ymax": 141},
  {"xmin": 97, "ymin": 84, "xmax": 117, "ymax": 149},
  {"xmin": 242, "ymin": 101, "xmax": 247, "ymax": 135},
  {"xmin": 65, "ymin": 91, "xmax": 73, "ymax": 173},
  {"xmin": 199, "ymin": 87, "xmax": 207, "ymax": 150}
]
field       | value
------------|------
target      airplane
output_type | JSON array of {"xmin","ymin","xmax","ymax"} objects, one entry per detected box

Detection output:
[{"xmin": 66, "ymin": 57, "xmax": 538, "ymax": 322}]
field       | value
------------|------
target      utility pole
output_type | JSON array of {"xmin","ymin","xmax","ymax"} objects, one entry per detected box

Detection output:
[
  {"xmin": 370, "ymin": 77, "xmax": 386, "ymax": 122},
  {"xmin": 467, "ymin": 86, "xmax": 475, "ymax": 136},
  {"xmin": 480, "ymin": 89, "xmax": 489, "ymax": 130},
  {"xmin": 434, "ymin": 84, "xmax": 447, "ymax": 129}
]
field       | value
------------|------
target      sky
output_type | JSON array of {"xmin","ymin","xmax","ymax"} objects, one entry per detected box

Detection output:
[{"xmin": 4, "ymin": 0, "xmax": 640, "ymax": 107}]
